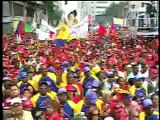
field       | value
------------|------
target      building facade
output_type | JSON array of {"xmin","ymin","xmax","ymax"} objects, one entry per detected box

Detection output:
[
  {"xmin": 78, "ymin": 1, "xmax": 113, "ymax": 21},
  {"xmin": 3, "ymin": 1, "xmax": 46, "ymax": 33}
]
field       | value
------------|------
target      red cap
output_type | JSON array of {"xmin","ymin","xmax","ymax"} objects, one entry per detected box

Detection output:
[
  {"xmin": 66, "ymin": 85, "xmax": 76, "ymax": 91},
  {"xmin": 149, "ymin": 69, "xmax": 158, "ymax": 75}
]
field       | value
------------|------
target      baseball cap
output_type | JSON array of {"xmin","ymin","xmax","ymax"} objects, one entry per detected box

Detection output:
[
  {"xmin": 66, "ymin": 85, "xmax": 76, "ymax": 91},
  {"xmin": 63, "ymin": 61, "xmax": 69, "ymax": 65},
  {"xmin": 48, "ymin": 66, "xmax": 55, "ymax": 73},
  {"xmin": 20, "ymin": 72, "xmax": 28, "ymax": 78},
  {"xmin": 58, "ymin": 88, "xmax": 67, "ymax": 94},
  {"xmin": 85, "ymin": 89, "xmax": 97, "ymax": 104},
  {"xmin": 84, "ymin": 67, "xmax": 90, "ymax": 72},
  {"xmin": 10, "ymin": 97, "xmax": 22, "ymax": 105},
  {"xmin": 107, "ymin": 71, "xmax": 114, "ymax": 76},
  {"xmin": 3, "ymin": 77, "xmax": 12, "ymax": 81},
  {"xmin": 39, "ymin": 81, "xmax": 49, "ymax": 87},
  {"xmin": 142, "ymin": 99, "xmax": 153, "ymax": 108},
  {"xmin": 126, "ymin": 64, "xmax": 132, "ymax": 68},
  {"xmin": 149, "ymin": 69, "xmax": 158, "ymax": 75}
]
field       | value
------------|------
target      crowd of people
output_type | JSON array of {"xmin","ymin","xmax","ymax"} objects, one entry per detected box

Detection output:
[{"xmin": 3, "ymin": 32, "xmax": 159, "ymax": 120}]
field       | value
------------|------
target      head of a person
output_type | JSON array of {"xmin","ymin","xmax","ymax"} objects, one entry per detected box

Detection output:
[
  {"xmin": 21, "ymin": 72, "xmax": 28, "ymax": 83},
  {"xmin": 23, "ymin": 88, "xmax": 32, "ymax": 99},
  {"xmin": 132, "ymin": 4, "xmax": 135, "ymax": 9},
  {"xmin": 107, "ymin": 72, "xmax": 114, "ymax": 81},
  {"xmin": 66, "ymin": 85, "xmax": 76, "ymax": 100},
  {"xmin": 99, "ymin": 71, "xmax": 106, "ymax": 80},
  {"xmin": 141, "ymin": 64, "xmax": 148, "ymax": 73},
  {"xmin": 102, "ymin": 93, "xmax": 111, "ymax": 103},
  {"xmin": 28, "ymin": 65, "xmax": 36, "ymax": 74},
  {"xmin": 147, "ymin": 54, "xmax": 153, "ymax": 60},
  {"xmin": 132, "ymin": 65, "xmax": 139, "ymax": 75},
  {"xmin": 151, "ymin": 94, "xmax": 159, "ymax": 107},
  {"xmin": 66, "ymin": 72, "xmax": 75, "ymax": 84},
  {"xmin": 3, "ymin": 77, "xmax": 12, "ymax": 90},
  {"xmin": 142, "ymin": 99, "xmax": 154, "ymax": 116},
  {"xmin": 38, "ymin": 82, "xmax": 48, "ymax": 96},
  {"xmin": 134, "ymin": 77, "xmax": 143, "ymax": 88},
  {"xmin": 141, "ymin": 2, "xmax": 145, "ymax": 7},
  {"xmin": 118, "ymin": 93, "xmax": 131, "ymax": 106},
  {"xmin": 10, "ymin": 97, "xmax": 23, "ymax": 115},
  {"xmin": 63, "ymin": 61, "xmax": 70, "ymax": 68},
  {"xmin": 36, "ymin": 58, "xmax": 40, "ymax": 64},
  {"xmin": 46, "ymin": 99, "xmax": 60, "ymax": 114},
  {"xmin": 9, "ymin": 83, "xmax": 20, "ymax": 98},
  {"xmin": 149, "ymin": 69, "xmax": 158, "ymax": 80},
  {"xmin": 29, "ymin": 55, "xmax": 34, "ymax": 61},
  {"xmin": 87, "ymin": 105, "xmax": 100, "ymax": 120},
  {"xmin": 40, "ymin": 64, "xmax": 48, "ymax": 77},
  {"xmin": 84, "ymin": 67, "xmax": 91, "ymax": 78},
  {"xmin": 68, "ymin": 10, "xmax": 77, "ymax": 22},
  {"xmin": 31, "ymin": 108, "xmax": 45, "ymax": 120},
  {"xmin": 44, "ymin": 81, "xmax": 52, "ymax": 92},
  {"xmin": 84, "ymin": 89, "xmax": 97, "ymax": 105},
  {"xmin": 57, "ymin": 88, "xmax": 67, "ymax": 105},
  {"xmin": 116, "ymin": 77, "xmax": 125, "ymax": 86},
  {"xmin": 132, "ymin": 95, "xmax": 142, "ymax": 104},
  {"xmin": 126, "ymin": 64, "xmax": 132, "ymax": 72}
]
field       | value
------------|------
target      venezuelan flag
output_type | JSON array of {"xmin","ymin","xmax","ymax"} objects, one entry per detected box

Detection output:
[{"xmin": 15, "ymin": 20, "xmax": 25, "ymax": 35}]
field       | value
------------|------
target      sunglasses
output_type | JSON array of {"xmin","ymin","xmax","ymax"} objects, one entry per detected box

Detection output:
[{"xmin": 92, "ymin": 113, "xmax": 100, "ymax": 116}]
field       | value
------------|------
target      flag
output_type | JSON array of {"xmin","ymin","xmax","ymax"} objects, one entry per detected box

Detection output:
[
  {"xmin": 110, "ymin": 20, "xmax": 116, "ymax": 36},
  {"xmin": 97, "ymin": 24, "xmax": 107, "ymax": 37},
  {"xmin": 24, "ymin": 21, "xmax": 32, "ymax": 32},
  {"xmin": 15, "ymin": 16, "xmax": 27, "ymax": 35},
  {"xmin": 15, "ymin": 20, "xmax": 25, "ymax": 35}
]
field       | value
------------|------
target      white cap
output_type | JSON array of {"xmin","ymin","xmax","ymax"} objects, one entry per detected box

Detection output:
[
  {"xmin": 104, "ymin": 117, "xmax": 114, "ymax": 120},
  {"xmin": 10, "ymin": 97, "xmax": 22, "ymax": 105},
  {"xmin": 126, "ymin": 64, "xmax": 132, "ymax": 68}
]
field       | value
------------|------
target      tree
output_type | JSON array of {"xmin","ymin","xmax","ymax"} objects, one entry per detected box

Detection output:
[
  {"xmin": 105, "ymin": 2, "xmax": 128, "ymax": 18},
  {"xmin": 43, "ymin": 1, "xmax": 62, "ymax": 26}
]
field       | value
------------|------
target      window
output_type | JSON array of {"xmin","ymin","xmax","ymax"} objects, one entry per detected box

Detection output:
[
  {"xmin": 13, "ymin": 3, "xmax": 24, "ymax": 16},
  {"xmin": 26, "ymin": 7, "xmax": 34, "ymax": 17},
  {"xmin": 3, "ymin": 1, "xmax": 11, "ymax": 16}
]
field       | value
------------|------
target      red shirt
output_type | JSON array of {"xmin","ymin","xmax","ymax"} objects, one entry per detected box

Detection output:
[
  {"xmin": 46, "ymin": 112, "xmax": 61, "ymax": 120},
  {"xmin": 73, "ymin": 95, "xmax": 81, "ymax": 104}
]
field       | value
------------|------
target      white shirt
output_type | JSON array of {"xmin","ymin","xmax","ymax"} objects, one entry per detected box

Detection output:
[
  {"xmin": 127, "ymin": 72, "xmax": 142, "ymax": 80},
  {"xmin": 130, "ymin": 8, "xmax": 137, "ymax": 18},
  {"xmin": 118, "ymin": 71, "xmax": 125, "ymax": 79},
  {"xmin": 138, "ymin": 7, "xmax": 146, "ymax": 16},
  {"xmin": 139, "ymin": 70, "xmax": 149, "ymax": 78},
  {"xmin": 103, "ymin": 79, "xmax": 112, "ymax": 94}
]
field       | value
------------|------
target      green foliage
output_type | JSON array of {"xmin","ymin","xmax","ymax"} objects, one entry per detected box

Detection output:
[
  {"xmin": 43, "ymin": 1, "xmax": 62, "ymax": 25},
  {"xmin": 105, "ymin": 2, "xmax": 128, "ymax": 18}
]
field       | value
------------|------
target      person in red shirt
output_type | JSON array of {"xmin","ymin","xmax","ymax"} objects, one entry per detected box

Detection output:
[
  {"xmin": 3, "ymin": 82, "xmax": 29, "ymax": 110},
  {"xmin": 46, "ymin": 100, "xmax": 61, "ymax": 120},
  {"xmin": 66, "ymin": 85, "xmax": 81, "ymax": 104}
]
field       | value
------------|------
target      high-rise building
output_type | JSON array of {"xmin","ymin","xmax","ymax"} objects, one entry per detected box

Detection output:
[{"xmin": 78, "ymin": 1, "xmax": 113, "ymax": 20}]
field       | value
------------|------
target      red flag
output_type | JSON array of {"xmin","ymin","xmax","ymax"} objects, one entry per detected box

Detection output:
[
  {"xmin": 110, "ymin": 21, "xmax": 116, "ymax": 36},
  {"xmin": 97, "ymin": 24, "xmax": 107, "ymax": 37}
]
